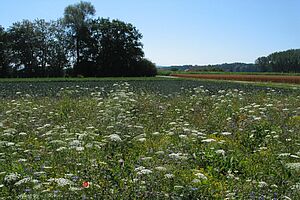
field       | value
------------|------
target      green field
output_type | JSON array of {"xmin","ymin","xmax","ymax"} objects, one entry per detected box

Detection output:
[
  {"xmin": 157, "ymin": 69, "xmax": 300, "ymax": 76},
  {"xmin": 0, "ymin": 78, "xmax": 299, "ymax": 199}
]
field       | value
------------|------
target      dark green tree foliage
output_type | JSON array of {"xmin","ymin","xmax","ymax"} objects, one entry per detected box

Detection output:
[
  {"xmin": 256, "ymin": 49, "xmax": 300, "ymax": 72},
  {"xmin": 1, "ymin": 1, "xmax": 156, "ymax": 77},
  {"xmin": 63, "ymin": 1, "xmax": 96, "ymax": 66},
  {"xmin": 46, "ymin": 20, "xmax": 70, "ymax": 77},
  {"xmin": 133, "ymin": 58, "xmax": 157, "ymax": 76},
  {"xmin": 8, "ymin": 20, "xmax": 68, "ymax": 77},
  {"xmin": 8, "ymin": 20, "xmax": 38, "ymax": 77},
  {"xmin": 0, "ymin": 26, "xmax": 10, "ymax": 77},
  {"xmin": 85, "ymin": 18, "xmax": 146, "ymax": 77}
]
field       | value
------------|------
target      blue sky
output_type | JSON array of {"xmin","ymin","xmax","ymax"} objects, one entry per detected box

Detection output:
[{"xmin": 1, "ymin": 0, "xmax": 300, "ymax": 66}]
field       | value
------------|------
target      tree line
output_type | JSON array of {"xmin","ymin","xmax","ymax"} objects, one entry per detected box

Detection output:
[
  {"xmin": 0, "ymin": 1, "xmax": 157, "ymax": 78},
  {"xmin": 165, "ymin": 51, "xmax": 300, "ymax": 73},
  {"xmin": 163, "ymin": 63, "xmax": 261, "ymax": 72},
  {"xmin": 255, "ymin": 49, "xmax": 300, "ymax": 72}
]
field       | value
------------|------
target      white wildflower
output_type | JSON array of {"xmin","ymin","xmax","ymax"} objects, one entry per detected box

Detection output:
[
  {"xmin": 155, "ymin": 166, "xmax": 167, "ymax": 171},
  {"xmin": 107, "ymin": 134, "xmax": 122, "ymax": 142},
  {"xmin": 169, "ymin": 153, "xmax": 188, "ymax": 160},
  {"xmin": 34, "ymin": 172, "xmax": 46, "ymax": 176},
  {"xmin": 4, "ymin": 173, "xmax": 21, "ymax": 183},
  {"xmin": 278, "ymin": 153, "xmax": 291, "ymax": 157},
  {"xmin": 155, "ymin": 151, "xmax": 165, "ymax": 155},
  {"xmin": 70, "ymin": 187, "xmax": 82, "ymax": 191},
  {"xmin": 254, "ymin": 116, "xmax": 261, "ymax": 120},
  {"xmin": 48, "ymin": 178, "xmax": 73, "ymax": 187},
  {"xmin": 270, "ymin": 184, "xmax": 278, "ymax": 188},
  {"xmin": 55, "ymin": 178, "xmax": 73, "ymax": 186},
  {"xmin": 69, "ymin": 140, "xmax": 81, "ymax": 147},
  {"xmin": 290, "ymin": 155, "xmax": 299, "ymax": 159},
  {"xmin": 221, "ymin": 132, "xmax": 232, "ymax": 136},
  {"xmin": 137, "ymin": 169, "xmax": 152, "ymax": 175},
  {"xmin": 258, "ymin": 181, "xmax": 268, "ymax": 188},
  {"xmin": 195, "ymin": 173, "xmax": 207, "ymax": 180},
  {"xmin": 259, "ymin": 147, "xmax": 267, "ymax": 151},
  {"xmin": 86, "ymin": 126, "xmax": 95, "ymax": 130},
  {"xmin": 285, "ymin": 163, "xmax": 300, "ymax": 171},
  {"xmin": 291, "ymin": 183, "xmax": 300, "ymax": 190},
  {"xmin": 56, "ymin": 147, "xmax": 67, "ymax": 152},
  {"xmin": 164, "ymin": 173, "xmax": 174, "ymax": 178},
  {"xmin": 282, "ymin": 196, "xmax": 292, "ymax": 200},
  {"xmin": 192, "ymin": 178, "xmax": 201, "ymax": 183},
  {"xmin": 135, "ymin": 166, "xmax": 145, "ymax": 171},
  {"xmin": 179, "ymin": 134, "xmax": 187, "ymax": 139},
  {"xmin": 6, "ymin": 142, "xmax": 15, "ymax": 147},
  {"xmin": 151, "ymin": 132, "xmax": 160, "ymax": 136},
  {"xmin": 215, "ymin": 149, "xmax": 226, "ymax": 156},
  {"xmin": 76, "ymin": 147, "xmax": 84, "ymax": 151},
  {"xmin": 140, "ymin": 157, "xmax": 152, "ymax": 161},
  {"xmin": 201, "ymin": 138, "xmax": 216, "ymax": 143},
  {"xmin": 14, "ymin": 177, "xmax": 33, "ymax": 186},
  {"xmin": 137, "ymin": 138, "xmax": 146, "ymax": 142}
]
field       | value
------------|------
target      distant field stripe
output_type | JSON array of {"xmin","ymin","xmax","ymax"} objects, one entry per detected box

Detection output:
[{"xmin": 171, "ymin": 74, "xmax": 300, "ymax": 84}]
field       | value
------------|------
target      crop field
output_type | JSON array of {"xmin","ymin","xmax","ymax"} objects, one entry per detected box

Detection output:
[
  {"xmin": 0, "ymin": 78, "xmax": 300, "ymax": 199},
  {"xmin": 171, "ymin": 74, "xmax": 300, "ymax": 84}
]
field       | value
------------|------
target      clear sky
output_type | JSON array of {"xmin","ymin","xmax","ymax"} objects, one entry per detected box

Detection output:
[{"xmin": 1, "ymin": 0, "xmax": 300, "ymax": 66}]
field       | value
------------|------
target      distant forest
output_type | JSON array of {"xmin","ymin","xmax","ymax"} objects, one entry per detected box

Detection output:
[
  {"xmin": 255, "ymin": 49, "xmax": 300, "ymax": 73},
  {"xmin": 162, "ymin": 49, "xmax": 300, "ymax": 73},
  {"xmin": 0, "ymin": 1, "xmax": 157, "ymax": 78},
  {"xmin": 165, "ymin": 63, "xmax": 259, "ymax": 72}
]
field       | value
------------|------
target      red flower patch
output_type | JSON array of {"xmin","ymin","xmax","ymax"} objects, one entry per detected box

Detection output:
[{"xmin": 82, "ymin": 181, "xmax": 90, "ymax": 188}]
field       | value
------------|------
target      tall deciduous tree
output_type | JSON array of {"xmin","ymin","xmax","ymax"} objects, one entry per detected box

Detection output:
[
  {"xmin": 0, "ymin": 26, "xmax": 11, "ymax": 77},
  {"xmin": 47, "ymin": 19, "xmax": 70, "ymax": 77},
  {"xmin": 63, "ymin": 1, "xmax": 95, "ymax": 67},
  {"xmin": 8, "ymin": 20, "xmax": 39, "ymax": 77},
  {"xmin": 88, "ymin": 18, "xmax": 145, "ymax": 76},
  {"xmin": 8, "ymin": 19, "xmax": 69, "ymax": 77}
]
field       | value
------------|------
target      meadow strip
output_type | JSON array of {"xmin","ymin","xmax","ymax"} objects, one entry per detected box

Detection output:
[
  {"xmin": 0, "ymin": 80, "xmax": 299, "ymax": 199},
  {"xmin": 172, "ymin": 74, "xmax": 300, "ymax": 84}
]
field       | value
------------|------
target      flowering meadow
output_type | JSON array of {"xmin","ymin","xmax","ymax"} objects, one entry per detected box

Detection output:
[{"xmin": 0, "ymin": 79, "xmax": 299, "ymax": 199}]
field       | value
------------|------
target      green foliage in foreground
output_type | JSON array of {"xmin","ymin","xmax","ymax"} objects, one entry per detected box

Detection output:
[{"xmin": 0, "ymin": 82, "xmax": 300, "ymax": 199}]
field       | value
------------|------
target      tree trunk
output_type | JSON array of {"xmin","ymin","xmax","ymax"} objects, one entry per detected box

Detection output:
[{"xmin": 76, "ymin": 36, "xmax": 80, "ymax": 65}]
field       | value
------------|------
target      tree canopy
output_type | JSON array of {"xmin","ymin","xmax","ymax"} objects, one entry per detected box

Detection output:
[
  {"xmin": 256, "ymin": 49, "xmax": 300, "ymax": 72},
  {"xmin": 0, "ymin": 26, "xmax": 10, "ymax": 77},
  {"xmin": 63, "ymin": 1, "xmax": 96, "ymax": 66},
  {"xmin": 0, "ymin": 1, "xmax": 156, "ymax": 78}
]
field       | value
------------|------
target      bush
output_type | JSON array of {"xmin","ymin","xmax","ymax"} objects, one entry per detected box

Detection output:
[{"xmin": 132, "ymin": 58, "xmax": 157, "ymax": 77}]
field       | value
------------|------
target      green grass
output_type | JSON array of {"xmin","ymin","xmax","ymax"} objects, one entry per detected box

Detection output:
[
  {"xmin": 158, "ymin": 69, "xmax": 300, "ymax": 76},
  {"xmin": 0, "ymin": 77, "xmax": 163, "ymax": 82},
  {"xmin": 0, "ymin": 80, "xmax": 299, "ymax": 199},
  {"xmin": 171, "ymin": 76, "xmax": 300, "ymax": 90}
]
